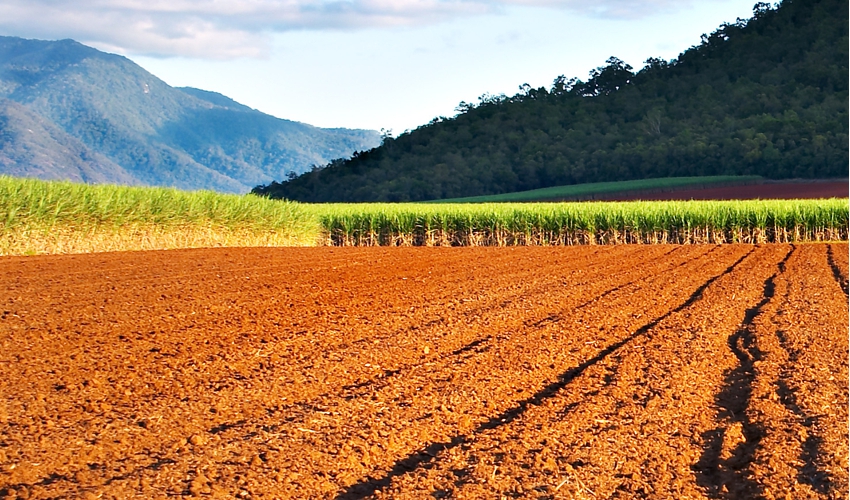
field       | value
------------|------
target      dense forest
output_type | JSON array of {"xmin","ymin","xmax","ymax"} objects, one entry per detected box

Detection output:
[{"xmin": 254, "ymin": 0, "xmax": 848, "ymax": 202}]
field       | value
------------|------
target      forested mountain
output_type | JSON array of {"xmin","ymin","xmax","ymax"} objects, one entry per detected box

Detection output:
[
  {"xmin": 0, "ymin": 99, "xmax": 137, "ymax": 184},
  {"xmin": 254, "ymin": 0, "xmax": 848, "ymax": 202},
  {"xmin": 0, "ymin": 37, "xmax": 380, "ymax": 192}
]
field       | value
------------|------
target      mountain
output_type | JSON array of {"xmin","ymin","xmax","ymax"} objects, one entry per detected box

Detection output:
[
  {"xmin": 0, "ymin": 99, "xmax": 137, "ymax": 184},
  {"xmin": 176, "ymin": 87, "xmax": 254, "ymax": 113},
  {"xmin": 0, "ymin": 36, "xmax": 380, "ymax": 193},
  {"xmin": 254, "ymin": 0, "xmax": 848, "ymax": 202}
]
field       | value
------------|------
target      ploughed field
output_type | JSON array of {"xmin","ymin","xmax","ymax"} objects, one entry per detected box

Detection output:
[
  {"xmin": 596, "ymin": 180, "xmax": 849, "ymax": 202},
  {"xmin": 0, "ymin": 245, "xmax": 847, "ymax": 499}
]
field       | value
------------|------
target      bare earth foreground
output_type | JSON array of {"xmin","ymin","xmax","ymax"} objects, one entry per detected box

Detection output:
[{"xmin": 0, "ymin": 245, "xmax": 847, "ymax": 499}]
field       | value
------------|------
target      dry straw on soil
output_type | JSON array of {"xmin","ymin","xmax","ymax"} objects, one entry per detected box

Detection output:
[{"xmin": 0, "ymin": 225, "xmax": 312, "ymax": 256}]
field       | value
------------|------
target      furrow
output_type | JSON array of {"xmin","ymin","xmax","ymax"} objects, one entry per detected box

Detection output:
[
  {"xmin": 0, "ymin": 245, "xmax": 675, "ymax": 497},
  {"xmin": 90, "ymin": 246, "xmax": 719, "ymax": 498},
  {"xmin": 826, "ymin": 244, "xmax": 849, "ymax": 297},
  {"xmin": 1, "ymin": 245, "xmax": 844, "ymax": 500},
  {"xmin": 746, "ymin": 245, "xmax": 849, "ymax": 499},
  {"xmin": 332, "ymin": 245, "xmax": 759, "ymax": 499},
  {"xmin": 693, "ymin": 245, "xmax": 793, "ymax": 499}
]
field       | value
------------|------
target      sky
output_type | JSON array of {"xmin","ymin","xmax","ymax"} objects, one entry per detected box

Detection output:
[{"xmin": 0, "ymin": 0, "xmax": 759, "ymax": 133}]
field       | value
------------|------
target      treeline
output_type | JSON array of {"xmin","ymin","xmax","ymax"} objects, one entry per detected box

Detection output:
[{"xmin": 253, "ymin": 0, "xmax": 848, "ymax": 202}]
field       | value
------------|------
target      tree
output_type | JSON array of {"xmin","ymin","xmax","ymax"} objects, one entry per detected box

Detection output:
[{"xmin": 575, "ymin": 57, "xmax": 634, "ymax": 96}]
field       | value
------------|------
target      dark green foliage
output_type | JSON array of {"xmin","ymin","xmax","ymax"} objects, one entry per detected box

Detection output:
[
  {"xmin": 255, "ymin": 0, "xmax": 848, "ymax": 202},
  {"xmin": 0, "ymin": 37, "xmax": 380, "ymax": 193}
]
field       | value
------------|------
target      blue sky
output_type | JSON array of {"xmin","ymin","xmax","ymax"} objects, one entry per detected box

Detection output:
[{"xmin": 1, "ymin": 0, "xmax": 758, "ymax": 132}]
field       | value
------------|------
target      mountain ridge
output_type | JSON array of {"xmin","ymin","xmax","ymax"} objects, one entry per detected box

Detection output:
[{"xmin": 0, "ymin": 36, "xmax": 380, "ymax": 192}]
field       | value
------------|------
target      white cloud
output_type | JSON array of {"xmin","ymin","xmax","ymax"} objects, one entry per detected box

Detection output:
[{"xmin": 0, "ymin": 0, "xmax": 694, "ymax": 59}]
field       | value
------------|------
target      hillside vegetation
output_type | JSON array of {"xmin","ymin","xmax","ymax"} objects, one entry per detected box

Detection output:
[
  {"xmin": 254, "ymin": 0, "xmax": 848, "ymax": 202},
  {"xmin": 0, "ymin": 37, "xmax": 380, "ymax": 192}
]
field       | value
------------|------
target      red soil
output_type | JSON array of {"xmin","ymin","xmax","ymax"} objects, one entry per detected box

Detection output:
[
  {"xmin": 0, "ymin": 245, "xmax": 847, "ymax": 499},
  {"xmin": 593, "ymin": 180, "xmax": 848, "ymax": 201}
]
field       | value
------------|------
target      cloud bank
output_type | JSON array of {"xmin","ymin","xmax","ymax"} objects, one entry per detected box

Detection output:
[{"xmin": 0, "ymin": 0, "xmax": 688, "ymax": 58}]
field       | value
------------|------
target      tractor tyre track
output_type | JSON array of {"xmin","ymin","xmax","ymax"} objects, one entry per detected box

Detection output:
[{"xmin": 745, "ymin": 244, "xmax": 849, "ymax": 500}]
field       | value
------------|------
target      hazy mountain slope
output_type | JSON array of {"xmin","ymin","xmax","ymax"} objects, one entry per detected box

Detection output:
[
  {"xmin": 1, "ymin": 43, "xmax": 249, "ymax": 192},
  {"xmin": 0, "ymin": 99, "xmax": 137, "ymax": 184},
  {"xmin": 0, "ymin": 37, "xmax": 380, "ymax": 192},
  {"xmin": 177, "ymin": 87, "xmax": 255, "ymax": 112},
  {"xmin": 255, "ymin": 0, "xmax": 848, "ymax": 202},
  {"xmin": 158, "ymin": 101, "xmax": 383, "ymax": 189}
]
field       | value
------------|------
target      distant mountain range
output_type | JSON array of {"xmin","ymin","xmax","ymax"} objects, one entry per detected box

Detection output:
[
  {"xmin": 255, "ymin": 0, "xmax": 848, "ymax": 202},
  {"xmin": 0, "ymin": 36, "xmax": 380, "ymax": 193}
]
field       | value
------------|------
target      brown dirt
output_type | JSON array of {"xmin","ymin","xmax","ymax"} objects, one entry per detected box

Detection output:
[
  {"xmin": 0, "ymin": 245, "xmax": 846, "ymax": 499},
  {"xmin": 588, "ymin": 180, "xmax": 848, "ymax": 201}
]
